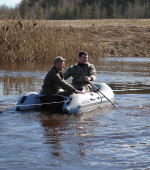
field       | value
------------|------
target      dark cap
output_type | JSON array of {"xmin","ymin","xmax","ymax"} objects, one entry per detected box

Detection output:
[{"xmin": 53, "ymin": 56, "xmax": 66, "ymax": 64}]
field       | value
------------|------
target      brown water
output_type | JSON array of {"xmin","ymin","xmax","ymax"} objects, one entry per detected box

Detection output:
[{"xmin": 0, "ymin": 57, "xmax": 150, "ymax": 170}]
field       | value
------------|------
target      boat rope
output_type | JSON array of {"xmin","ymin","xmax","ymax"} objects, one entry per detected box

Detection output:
[{"xmin": 0, "ymin": 100, "xmax": 67, "ymax": 111}]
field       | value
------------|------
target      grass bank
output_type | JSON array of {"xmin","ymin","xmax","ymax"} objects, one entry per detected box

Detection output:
[{"xmin": 0, "ymin": 19, "xmax": 150, "ymax": 64}]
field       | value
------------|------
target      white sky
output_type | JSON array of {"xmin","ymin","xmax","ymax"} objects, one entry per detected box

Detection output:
[{"xmin": 0, "ymin": 0, "xmax": 21, "ymax": 8}]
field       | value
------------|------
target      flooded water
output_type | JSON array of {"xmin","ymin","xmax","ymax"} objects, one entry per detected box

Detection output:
[{"xmin": 0, "ymin": 57, "xmax": 150, "ymax": 170}]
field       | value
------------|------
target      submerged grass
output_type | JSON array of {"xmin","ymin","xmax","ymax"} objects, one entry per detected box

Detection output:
[{"xmin": 0, "ymin": 19, "xmax": 150, "ymax": 64}]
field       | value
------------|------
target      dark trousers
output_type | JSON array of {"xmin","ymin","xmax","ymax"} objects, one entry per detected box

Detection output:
[{"xmin": 40, "ymin": 94, "xmax": 66, "ymax": 112}]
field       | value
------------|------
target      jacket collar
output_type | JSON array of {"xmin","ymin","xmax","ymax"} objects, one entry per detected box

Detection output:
[{"xmin": 78, "ymin": 62, "xmax": 88, "ymax": 66}]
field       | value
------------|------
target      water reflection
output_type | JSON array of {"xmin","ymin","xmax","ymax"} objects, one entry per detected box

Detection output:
[
  {"xmin": 39, "ymin": 113, "xmax": 63, "ymax": 159},
  {"xmin": 0, "ymin": 69, "xmax": 44, "ymax": 101},
  {"xmin": 38, "ymin": 112, "xmax": 85, "ymax": 165},
  {"xmin": 0, "ymin": 63, "xmax": 50, "ymax": 72},
  {"xmin": 0, "ymin": 57, "xmax": 150, "ymax": 98},
  {"xmin": 0, "ymin": 75, "xmax": 43, "ymax": 107},
  {"xmin": 102, "ymin": 57, "xmax": 150, "ymax": 63},
  {"xmin": 96, "ymin": 57, "xmax": 150, "ymax": 73},
  {"xmin": 38, "ymin": 108, "xmax": 111, "ymax": 166},
  {"xmin": 95, "ymin": 57, "xmax": 150, "ymax": 94},
  {"xmin": 0, "ymin": 63, "xmax": 48, "ymax": 96},
  {"xmin": 2, "ymin": 75, "xmax": 36, "ymax": 94},
  {"xmin": 111, "ymin": 82, "xmax": 150, "ymax": 94}
]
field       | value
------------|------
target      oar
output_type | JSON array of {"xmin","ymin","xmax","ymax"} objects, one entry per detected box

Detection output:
[{"xmin": 90, "ymin": 82, "xmax": 118, "ymax": 107}]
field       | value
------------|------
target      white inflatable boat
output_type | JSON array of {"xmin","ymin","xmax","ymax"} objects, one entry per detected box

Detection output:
[{"xmin": 16, "ymin": 82, "xmax": 114, "ymax": 114}]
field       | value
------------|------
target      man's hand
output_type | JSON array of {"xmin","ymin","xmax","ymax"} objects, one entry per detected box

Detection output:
[
  {"xmin": 84, "ymin": 76, "xmax": 91, "ymax": 82},
  {"xmin": 74, "ymin": 89, "xmax": 84, "ymax": 94}
]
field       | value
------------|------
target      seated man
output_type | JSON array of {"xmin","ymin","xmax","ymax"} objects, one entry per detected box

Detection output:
[
  {"xmin": 42, "ymin": 56, "xmax": 83, "ymax": 96},
  {"xmin": 41, "ymin": 56, "xmax": 84, "ymax": 110},
  {"xmin": 63, "ymin": 51, "xmax": 96, "ymax": 92}
]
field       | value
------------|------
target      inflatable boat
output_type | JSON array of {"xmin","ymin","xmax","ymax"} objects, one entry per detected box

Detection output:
[{"xmin": 16, "ymin": 82, "xmax": 114, "ymax": 114}]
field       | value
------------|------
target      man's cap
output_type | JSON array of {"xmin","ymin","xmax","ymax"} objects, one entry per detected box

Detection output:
[{"xmin": 53, "ymin": 56, "xmax": 66, "ymax": 64}]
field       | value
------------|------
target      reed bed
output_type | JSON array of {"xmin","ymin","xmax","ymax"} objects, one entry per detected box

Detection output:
[{"xmin": 0, "ymin": 19, "xmax": 150, "ymax": 64}]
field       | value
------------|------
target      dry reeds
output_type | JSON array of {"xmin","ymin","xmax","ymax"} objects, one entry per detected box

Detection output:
[
  {"xmin": 0, "ymin": 19, "xmax": 150, "ymax": 64},
  {"xmin": 0, "ymin": 20, "xmax": 101, "ymax": 64}
]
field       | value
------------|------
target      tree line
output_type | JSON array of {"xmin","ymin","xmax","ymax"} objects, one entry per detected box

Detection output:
[{"xmin": 0, "ymin": 0, "xmax": 150, "ymax": 19}]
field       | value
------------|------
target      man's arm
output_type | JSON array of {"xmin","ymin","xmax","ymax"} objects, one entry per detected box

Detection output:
[
  {"xmin": 53, "ymin": 73, "xmax": 84, "ymax": 94},
  {"xmin": 53, "ymin": 73, "xmax": 75, "ymax": 92},
  {"xmin": 84, "ymin": 64, "xmax": 96, "ymax": 83},
  {"xmin": 89, "ymin": 64, "xmax": 96, "ymax": 81}
]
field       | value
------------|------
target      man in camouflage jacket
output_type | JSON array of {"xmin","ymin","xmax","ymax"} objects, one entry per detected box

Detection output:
[{"xmin": 63, "ymin": 51, "xmax": 96, "ymax": 92}]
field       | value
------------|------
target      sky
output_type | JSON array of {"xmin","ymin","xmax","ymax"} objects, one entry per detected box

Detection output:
[{"xmin": 0, "ymin": 0, "xmax": 21, "ymax": 8}]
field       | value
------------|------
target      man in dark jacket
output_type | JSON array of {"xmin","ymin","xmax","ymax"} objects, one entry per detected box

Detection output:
[
  {"xmin": 42, "ymin": 56, "xmax": 83, "ymax": 96},
  {"xmin": 63, "ymin": 51, "xmax": 96, "ymax": 92}
]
